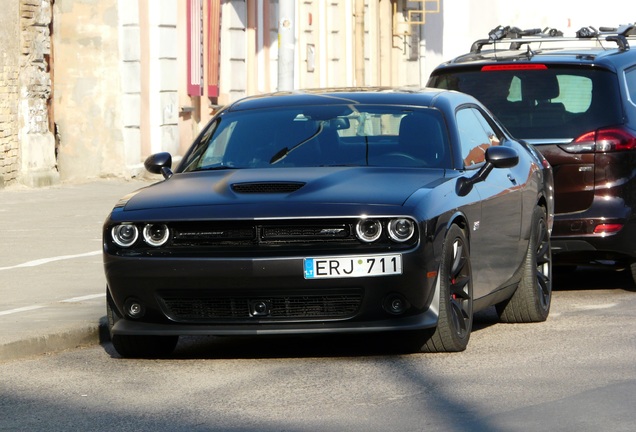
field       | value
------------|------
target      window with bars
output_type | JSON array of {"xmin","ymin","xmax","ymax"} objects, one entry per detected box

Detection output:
[{"xmin": 187, "ymin": 0, "xmax": 220, "ymax": 97}]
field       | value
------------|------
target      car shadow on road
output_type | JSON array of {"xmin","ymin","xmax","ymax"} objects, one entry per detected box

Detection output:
[
  {"xmin": 102, "ymin": 312, "xmax": 503, "ymax": 361},
  {"xmin": 553, "ymin": 265, "xmax": 636, "ymax": 292}
]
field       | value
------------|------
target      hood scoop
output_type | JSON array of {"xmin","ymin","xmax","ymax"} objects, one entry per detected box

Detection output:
[{"xmin": 231, "ymin": 182, "xmax": 306, "ymax": 194}]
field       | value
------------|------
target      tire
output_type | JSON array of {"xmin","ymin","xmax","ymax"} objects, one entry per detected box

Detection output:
[
  {"xmin": 106, "ymin": 289, "xmax": 178, "ymax": 358},
  {"xmin": 422, "ymin": 224, "xmax": 473, "ymax": 353},
  {"xmin": 496, "ymin": 206, "xmax": 552, "ymax": 323},
  {"xmin": 630, "ymin": 262, "xmax": 636, "ymax": 289}
]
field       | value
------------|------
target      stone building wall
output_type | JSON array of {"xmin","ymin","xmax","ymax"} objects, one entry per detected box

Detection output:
[
  {"xmin": 53, "ymin": 0, "xmax": 126, "ymax": 181},
  {"xmin": 0, "ymin": 1, "xmax": 20, "ymax": 187},
  {"xmin": 18, "ymin": 0, "xmax": 58, "ymax": 187},
  {"xmin": 0, "ymin": 0, "xmax": 58, "ymax": 188},
  {"xmin": 0, "ymin": 61, "xmax": 20, "ymax": 188}
]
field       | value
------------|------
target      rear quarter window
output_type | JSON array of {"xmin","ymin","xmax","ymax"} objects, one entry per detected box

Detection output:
[{"xmin": 626, "ymin": 66, "xmax": 636, "ymax": 107}]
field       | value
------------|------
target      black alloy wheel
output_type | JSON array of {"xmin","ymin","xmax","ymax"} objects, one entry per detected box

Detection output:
[
  {"xmin": 423, "ymin": 224, "xmax": 473, "ymax": 352},
  {"xmin": 497, "ymin": 206, "xmax": 552, "ymax": 322}
]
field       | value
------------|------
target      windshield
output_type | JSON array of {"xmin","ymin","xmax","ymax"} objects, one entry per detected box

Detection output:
[
  {"xmin": 430, "ymin": 67, "xmax": 622, "ymax": 139},
  {"xmin": 178, "ymin": 105, "xmax": 451, "ymax": 172}
]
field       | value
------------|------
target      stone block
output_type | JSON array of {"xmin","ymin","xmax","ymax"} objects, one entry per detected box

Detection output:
[
  {"xmin": 160, "ymin": 124, "xmax": 179, "ymax": 155},
  {"xmin": 156, "ymin": 0, "xmax": 177, "ymax": 27},
  {"xmin": 121, "ymin": 93, "xmax": 140, "ymax": 127},
  {"xmin": 157, "ymin": 58, "xmax": 178, "ymax": 91},
  {"xmin": 118, "ymin": 0, "xmax": 140, "ymax": 26},
  {"xmin": 158, "ymin": 26, "xmax": 177, "ymax": 59},
  {"xmin": 120, "ymin": 61, "xmax": 140, "ymax": 94},
  {"xmin": 122, "ymin": 126, "xmax": 141, "ymax": 166},
  {"xmin": 159, "ymin": 91, "xmax": 178, "ymax": 125},
  {"xmin": 121, "ymin": 26, "xmax": 140, "ymax": 62}
]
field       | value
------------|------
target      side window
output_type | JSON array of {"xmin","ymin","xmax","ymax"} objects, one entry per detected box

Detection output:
[
  {"xmin": 199, "ymin": 121, "xmax": 234, "ymax": 167},
  {"xmin": 554, "ymin": 74, "xmax": 593, "ymax": 113},
  {"xmin": 474, "ymin": 110, "xmax": 501, "ymax": 146},
  {"xmin": 508, "ymin": 76, "xmax": 522, "ymax": 102},
  {"xmin": 456, "ymin": 108, "xmax": 495, "ymax": 167},
  {"xmin": 625, "ymin": 66, "xmax": 636, "ymax": 107}
]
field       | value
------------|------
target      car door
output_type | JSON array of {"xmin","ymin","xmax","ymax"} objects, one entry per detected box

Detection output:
[{"xmin": 456, "ymin": 107, "xmax": 523, "ymax": 299}]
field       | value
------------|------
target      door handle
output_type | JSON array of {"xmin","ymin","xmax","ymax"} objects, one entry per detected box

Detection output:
[{"xmin": 507, "ymin": 174, "xmax": 517, "ymax": 185}]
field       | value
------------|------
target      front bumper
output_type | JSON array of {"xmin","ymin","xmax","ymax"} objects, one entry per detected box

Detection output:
[
  {"xmin": 110, "ymin": 311, "xmax": 439, "ymax": 336},
  {"xmin": 104, "ymin": 250, "xmax": 440, "ymax": 337}
]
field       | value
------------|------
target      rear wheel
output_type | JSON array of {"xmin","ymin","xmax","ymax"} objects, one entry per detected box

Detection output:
[
  {"xmin": 630, "ymin": 262, "xmax": 636, "ymax": 289},
  {"xmin": 422, "ymin": 224, "xmax": 473, "ymax": 353},
  {"xmin": 497, "ymin": 206, "xmax": 552, "ymax": 322},
  {"xmin": 106, "ymin": 290, "xmax": 178, "ymax": 358}
]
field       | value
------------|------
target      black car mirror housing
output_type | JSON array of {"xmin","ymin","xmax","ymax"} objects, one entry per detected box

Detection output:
[
  {"xmin": 456, "ymin": 146, "xmax": 519, "ymax": 196},
  {"xmin": 144, "ymin": 152, "xmax": 173, "ymax": 179}
]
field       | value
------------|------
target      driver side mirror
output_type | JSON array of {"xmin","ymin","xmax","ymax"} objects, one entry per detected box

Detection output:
[
  {"xmin": 144, "ymin": 152, "xmax": 173, "ymax": 180},
  {"xmin": 456, "ymin": 146, "xmax": 519, "ymax": 196}
]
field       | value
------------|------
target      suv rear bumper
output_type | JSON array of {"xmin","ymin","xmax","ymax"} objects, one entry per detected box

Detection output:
[{"xmin": 552, "ymin": 217, "xmax": 636, "ymax": 264}]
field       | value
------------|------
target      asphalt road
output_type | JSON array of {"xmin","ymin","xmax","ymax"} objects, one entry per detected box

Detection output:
[
  {"xmin": 1, "ymin": 179, "xmax": 635, "ymax": 431},
  {"xmin": 1, "ymin": 268, "xmax": 635, "ymax": 432}
]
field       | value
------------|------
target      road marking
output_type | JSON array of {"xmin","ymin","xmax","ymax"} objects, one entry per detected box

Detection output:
[
  {"xmin": 0, "ymin": 293, "xmax": 104, "ymax": 317},
  {"xmin": 61, "ymin": 294, "xmax": 104, "ymax": 303},
  {"xmin": 576, "ymin": 303, "xmax": 617, "ymax": 310},
  {"xmin": 0, "ymin": 251, "xmax": 101, "ymax": 271},
  {"xmin": 0, "ymin": 305, "xmax": 45, "ymax": 317}
]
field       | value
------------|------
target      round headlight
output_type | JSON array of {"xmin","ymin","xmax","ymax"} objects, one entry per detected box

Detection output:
[
  {"xmin": 388, "ymin": 218, "xmax": 415, "ymax": 242},
  {"xmin": 143, "ymin": 224, "xmax": 170, "ymax": 247},
  {"xmin": 111, "ymin": 224, "xmax": 139, "ymax": 247},
  {"xmin": 356, "ymin": 219, "xmax": 382, "ymax": 243}
]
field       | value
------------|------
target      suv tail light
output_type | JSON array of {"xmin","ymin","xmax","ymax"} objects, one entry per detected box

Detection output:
[
  {"xmin": 559, "ymin": 127, "xmax": 636, "ymax": 153},
  {"xmin": 593, "ymin": 223, "xmax": 623, "ymax": 235}
]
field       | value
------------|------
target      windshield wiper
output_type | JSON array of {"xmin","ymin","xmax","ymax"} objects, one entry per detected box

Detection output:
[
  {"xmin": 269, "ymin": 122, "xmax": 324, "ymax": 165},
  {"xmin": 194, "ymin": 164, "xmax": 238, "ymax": 172}
]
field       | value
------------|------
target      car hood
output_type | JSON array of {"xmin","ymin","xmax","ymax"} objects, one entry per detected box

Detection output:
[{"xmin": 117, "ymin": 167, "xmax": 448, "ymax": 217}]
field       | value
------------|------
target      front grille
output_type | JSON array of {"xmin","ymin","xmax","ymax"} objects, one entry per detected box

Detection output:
[
  {"xmin": 172, "ymin": 225, "xmax": 256, "ymax": 246},
  {"xmin": 159, "ymin": 291, "xmax": 362, "ymax": 322},
  {"xmin": 262, "ymin": 225, "xmax": 349, "ymax": 240},
  {"xmin": 169, "ymin": 221, "xmax": 355, "ymax": 247}
]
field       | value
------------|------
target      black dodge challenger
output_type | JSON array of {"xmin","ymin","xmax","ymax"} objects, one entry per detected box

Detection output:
[{"xmin": 103, "ymin": 88, "xmax": 554, "ymax": 357}]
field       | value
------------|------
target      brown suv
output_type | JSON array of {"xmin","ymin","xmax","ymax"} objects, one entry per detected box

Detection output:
[{"xmin": 428, "ymin": 25, "xmax": 636, "ymax": 284}]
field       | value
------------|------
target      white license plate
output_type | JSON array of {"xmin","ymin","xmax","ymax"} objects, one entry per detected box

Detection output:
[{"xmin": 304, "ymin": 254, "xmax": 402, "ymax": 279}]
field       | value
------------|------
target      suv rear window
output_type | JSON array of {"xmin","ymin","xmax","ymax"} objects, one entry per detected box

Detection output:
[{"xmin": 429, "ymin": 66, "xmax": 622, "ymax": 139}]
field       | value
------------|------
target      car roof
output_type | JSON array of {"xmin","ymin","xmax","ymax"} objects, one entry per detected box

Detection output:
[
  {"xmin": 432, "ymin": 25, "xmax": 636, "ymax": 72},
  {"xmin": 438, "ymin": 48, "xmax": 636, "ymax": 72},
  {"xmin": 225, "ymin": 87, "xmax": 468, "ymax": 112}
]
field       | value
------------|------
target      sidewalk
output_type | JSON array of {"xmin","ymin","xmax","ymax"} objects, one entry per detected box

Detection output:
[{"xmin": 0, "ymin": 178, "xmax": 155, "ymax": 362}]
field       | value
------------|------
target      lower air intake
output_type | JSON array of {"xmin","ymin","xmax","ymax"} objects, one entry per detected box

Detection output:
[{"xmin": 160, "ymin": 292, "xmax": 362, "ymax": 322}]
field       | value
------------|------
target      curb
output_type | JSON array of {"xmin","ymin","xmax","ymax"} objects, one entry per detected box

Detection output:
[{"xmin": 0, "ymin": 317, "xmax": 109, "ymax": 363}]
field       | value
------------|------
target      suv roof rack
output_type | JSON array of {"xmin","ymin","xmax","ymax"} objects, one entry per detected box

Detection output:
[{"xmin": 470, "ymin": 24, "xmax": 636, "ymax": 54}]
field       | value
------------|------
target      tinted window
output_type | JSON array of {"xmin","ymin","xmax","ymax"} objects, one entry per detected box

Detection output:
[
  {"xmin": 179, "ymin": 105, "xmax": 452, "ymax": 171},
  {"xmin": 431, "ymin": 67, "xmax": 622, "ymax": 139},
  {"xmin": 626, "ymin": 66, "xmax": 636, "ymax": 107},
  {"xmin": 457, "ymin": 108, "xmax": 497, "ymax": 167}
]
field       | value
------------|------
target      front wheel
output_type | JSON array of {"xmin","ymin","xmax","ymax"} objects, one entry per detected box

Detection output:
[
  {"xmin": 496, "ymin": 206, "xmax": 552, "ymax": 323},
  {"xmin": 106, "ymin": 290, "xmax": 178, "ymax": 358},
  {"xmin": 422, "ymin": 224, "xmax": 473, "ymax": 353}
]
